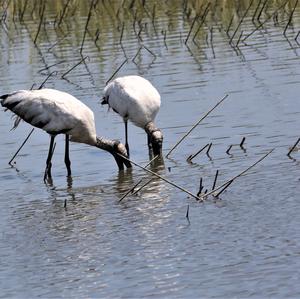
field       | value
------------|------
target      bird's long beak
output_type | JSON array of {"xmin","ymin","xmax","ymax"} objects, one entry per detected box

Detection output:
[
  {"xmin": 152, "ymin": 140, "xmax": 163, "ymax": 156},
  {"xmin": 123, "ymin": 157, "xmax": 132, "ymax": 168},
  {"xmin": 113, "ymin": 154, "xmax": 125, "ymax": 170},
  {"xmin": 112, "ymin": 142, "xmax": 132, "ymax": 170},
  {"xmin": 150, "ymin": 130, "xmax": 163, "ymax": 156},
  {"xmin": 113, "ymin": 153, "xmax": 132, "ymax": 170}
]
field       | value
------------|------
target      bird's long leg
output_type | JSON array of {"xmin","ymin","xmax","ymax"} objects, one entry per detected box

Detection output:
[
  {"xmin": 64, "ymin": 134, "xmax": 72, "ymax": 177},
  {"xmin": 44, "ymin": 135, "xmax": 56, "ymax": 180},
  {"xmin": 124, "ymin": 120, "xmax": 130, "ymax": 158}
]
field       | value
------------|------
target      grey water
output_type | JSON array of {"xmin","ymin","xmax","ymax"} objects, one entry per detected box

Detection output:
[{"xmin": 0, "ymin": 0, "xmax": 300, "ymax": 298}]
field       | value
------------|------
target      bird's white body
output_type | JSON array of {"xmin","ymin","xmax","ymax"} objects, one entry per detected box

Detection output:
[
  {"xmin": 2, "ymin": 89, "xmax": 97, "ymax": 145},
  {"xmin": 104, "ymin": 75, "xmax": 161, "ymax": 128}
]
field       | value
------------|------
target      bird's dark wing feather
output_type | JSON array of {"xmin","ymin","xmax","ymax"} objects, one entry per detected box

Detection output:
[{"xmin": 1, "ymin": 91, "xmax": 53, "ymax": 131}]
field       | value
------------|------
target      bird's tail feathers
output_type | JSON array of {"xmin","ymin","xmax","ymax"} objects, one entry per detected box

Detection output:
[
  {"xmin": 10, "ymin": 115, "xmax": 22, "ymax": 131},
  {"xmin": 1, "ymin": 92, "xmax": 23, "ymax": 130},
  {"xmin": 0, "ymin": 94, "xmax": 10, "ymax": 100}
]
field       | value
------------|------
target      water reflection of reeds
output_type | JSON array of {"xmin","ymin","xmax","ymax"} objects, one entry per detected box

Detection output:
[{"xmin": 2, "ymin": 0, "xmax": 299, "ymax": 49}]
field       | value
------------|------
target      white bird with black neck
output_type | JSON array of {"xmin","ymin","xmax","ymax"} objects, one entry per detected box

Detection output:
[
  {"xmin": 102, "ymin": 75, "xmax": 163, "ymax": 157},
  {"xmin": 1, "ymin": 88, "xmax": 131, "ymax": 180}
]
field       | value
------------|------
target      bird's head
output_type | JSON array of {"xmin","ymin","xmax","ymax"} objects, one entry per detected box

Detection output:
[
  {"xmin": 150, "ymin": 129, "xmax": 163, "ymax": 156},
  {"xmin": 145, "ymin": 122, "xmax": 163, "ymax": 156},
  {"xmin": 96, "ymin": 137, "xmax": 132, "ymax": 170},
  {"xmin": 111, "ymin": 140, "xmax": 132, "ymax": 170}
]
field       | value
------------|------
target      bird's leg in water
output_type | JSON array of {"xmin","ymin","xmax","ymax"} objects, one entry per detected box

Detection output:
[
  {"xmin": 44, "ymin": 135, "xmax": 55, "ymax": 181},
  {"xmin": 124, "ymin": 120, "xmax": 130, "ymax": 158},
  {"xmin": 64, "ymin": 134, "xmax": 72, "ymax": 176}
]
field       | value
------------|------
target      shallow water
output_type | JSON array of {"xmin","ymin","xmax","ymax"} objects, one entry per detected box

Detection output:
[{"xmin": 1, "ymin": 0, "xmax": 300, "ymax": 298}]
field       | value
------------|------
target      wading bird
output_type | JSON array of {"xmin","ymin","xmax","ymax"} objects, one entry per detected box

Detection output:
[
  {"xmin": 1, "ymin": 89, "xmax": 131, "ymax": 180},
  {"xmin": 102, "ymin": 75, "xmax": 163, "ymax": 157}
]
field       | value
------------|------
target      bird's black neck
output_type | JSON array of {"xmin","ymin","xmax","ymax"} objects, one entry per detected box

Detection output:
[
  {"xmin": 95, "ymin": 137, "xmax": 115, "ymax": 153},
  {"xmin": 144, "ymin": 121, "xmax": 159, "ymax": 135},
  {"xmin": 95, "ymin": 137, "xmax": 132, "ymax": 170}
]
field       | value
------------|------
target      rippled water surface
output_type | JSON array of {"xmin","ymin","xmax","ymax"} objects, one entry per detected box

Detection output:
[{"xmin": 1, "ymin": 0, "xmax": 300, "ymax": 298}]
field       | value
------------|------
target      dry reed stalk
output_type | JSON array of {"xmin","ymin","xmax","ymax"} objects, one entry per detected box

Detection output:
[
  {"xmin": 187, "ymin": 143, "xmax": 209, "ymax": 162},
  {"xmin": 206, "ymin": 142, "xmax": 212, "ymax": 157},
  {"xmin": 20, "ymin": 0, "xmax": 29, "ymax": 21},
  {"xmin": 242, "ymin": 0, "xmax": 289, "ymax": 42},
  {"xmin": 162, "ymin": 30, "xmax": 168, "ymax": 49},
  {"xmin": 106, "ymin": 59, "xmax": 128, "ymax": 85},
  {"xmin": 58, "ymin": 0, "xmax": 71, "ymax": 26},
  {"xmin": 295, "ymin": 30, "xmax": 300, "ymax": 43},
  {"xmin": 287, "ymin": 137, "xmax": 300, "ymax": 157},
  {"xmin": 143, "ymin": 45, "xmax": 156, "ymax": 58},
  {"xmin": 117, "ymin": 154, "xmax": 202, "ymax": 201},
  {"xmin": 210, "ymin": 27, "xmax": 216, "ymax": 58},
  {"xmin": 38, "ymin": 61, "xmax": 66, "ymax": 73},
  {"xmin": 283, "ymin": 0, "xmax": 298, "ymax": 36},
  {"xmin": 117, "ymin": 155, "xmax": 159, "ymax": 201},
  {"xmin": 34, "ymin": 1, "xmax": 46, "ymax": 44},
  {"xmin": 119, "ymin": 179, "xmax": 143, "ymax": 202},
  {"xmin": 227, "ymin": 137, "xmax": 246, "ymax": 154},
  {"xmin": 119, "ymin": 22, "xmax": 125, "ymax": 44},
  {"xmin": 186, "ymin": 204, "xmax": 190, "ymax": 223},
  {"xmin": 236, "ymin": 30, "xmax": 244, "ymax": 47},
  {"xmin": 252, "ymin": 0, "xmax": 263, "ymax": 22},
  {"xmin": 47, "ymin": 35, "xmax": 68, "ymax": 52},
  {"xmin": 166, "ymin": 94, "xmax": 229, "ymax": 158},
  {"xmin": 132, "ymin": 48, "xmax": 142, "ymax": 64},
  {"xmin": 192, "ymin": 2, "xmax": 211, "ymax": 42},
  {"xmin": 257, "ymin": 0, "xmax": 268, "ymax": 22},
  {"xmin": 94, "ymin": 28, "xmax": 100, "ymax": 44},
  {"xmin": 185, "ymin": 14, "xmax": 199, "ymax": 44},
  {"xmin": 226, "ymin": 145, "xmax": 233, "ymax": 155},
  {"xmin": 80, "ymin": 0, "xmax": 95, "ymax": 54},
  {"xmin": 215, "ymin": 180, "xmax": 233, "ymax": 197},
  {"xmin": 212, "ymin": 170, "xmax": 219, "ymax": 190},
  {"xmin": 229, "ymin": 0, "xmax": 255, "ymax": 44},
  {"xmin": 132, "ymin": 178, "xmax": 154, "ymax": 195},
  {"xmin": 61, "ymin": 56, "xmax": 89, "ymax": 79},
  {"xmin": 38, "ymin": 71, "xmax": 58, "ymax": 89},
  {"xmin": 8, "ymin": 128, "xmax": 35, "ymax": 165},
  {"xmin": 240, "ymin": 137, "xmax": 246, "ymax": 148},
  {"xmin": 199, "ymin": 149, "xmax": 274, "ymax": 200},
  {"xmin": 226, "ymin": 15, "xmax": 234, "ymax": 36},
  {"xmin": 197, "ymin": 177, "xmax": 203, "ymax": 196}
]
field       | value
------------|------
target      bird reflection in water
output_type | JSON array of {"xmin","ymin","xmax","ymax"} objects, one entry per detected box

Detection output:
[{"xmin": 116, "ymin": 153, "xmax": 165, "ymax": 201}]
